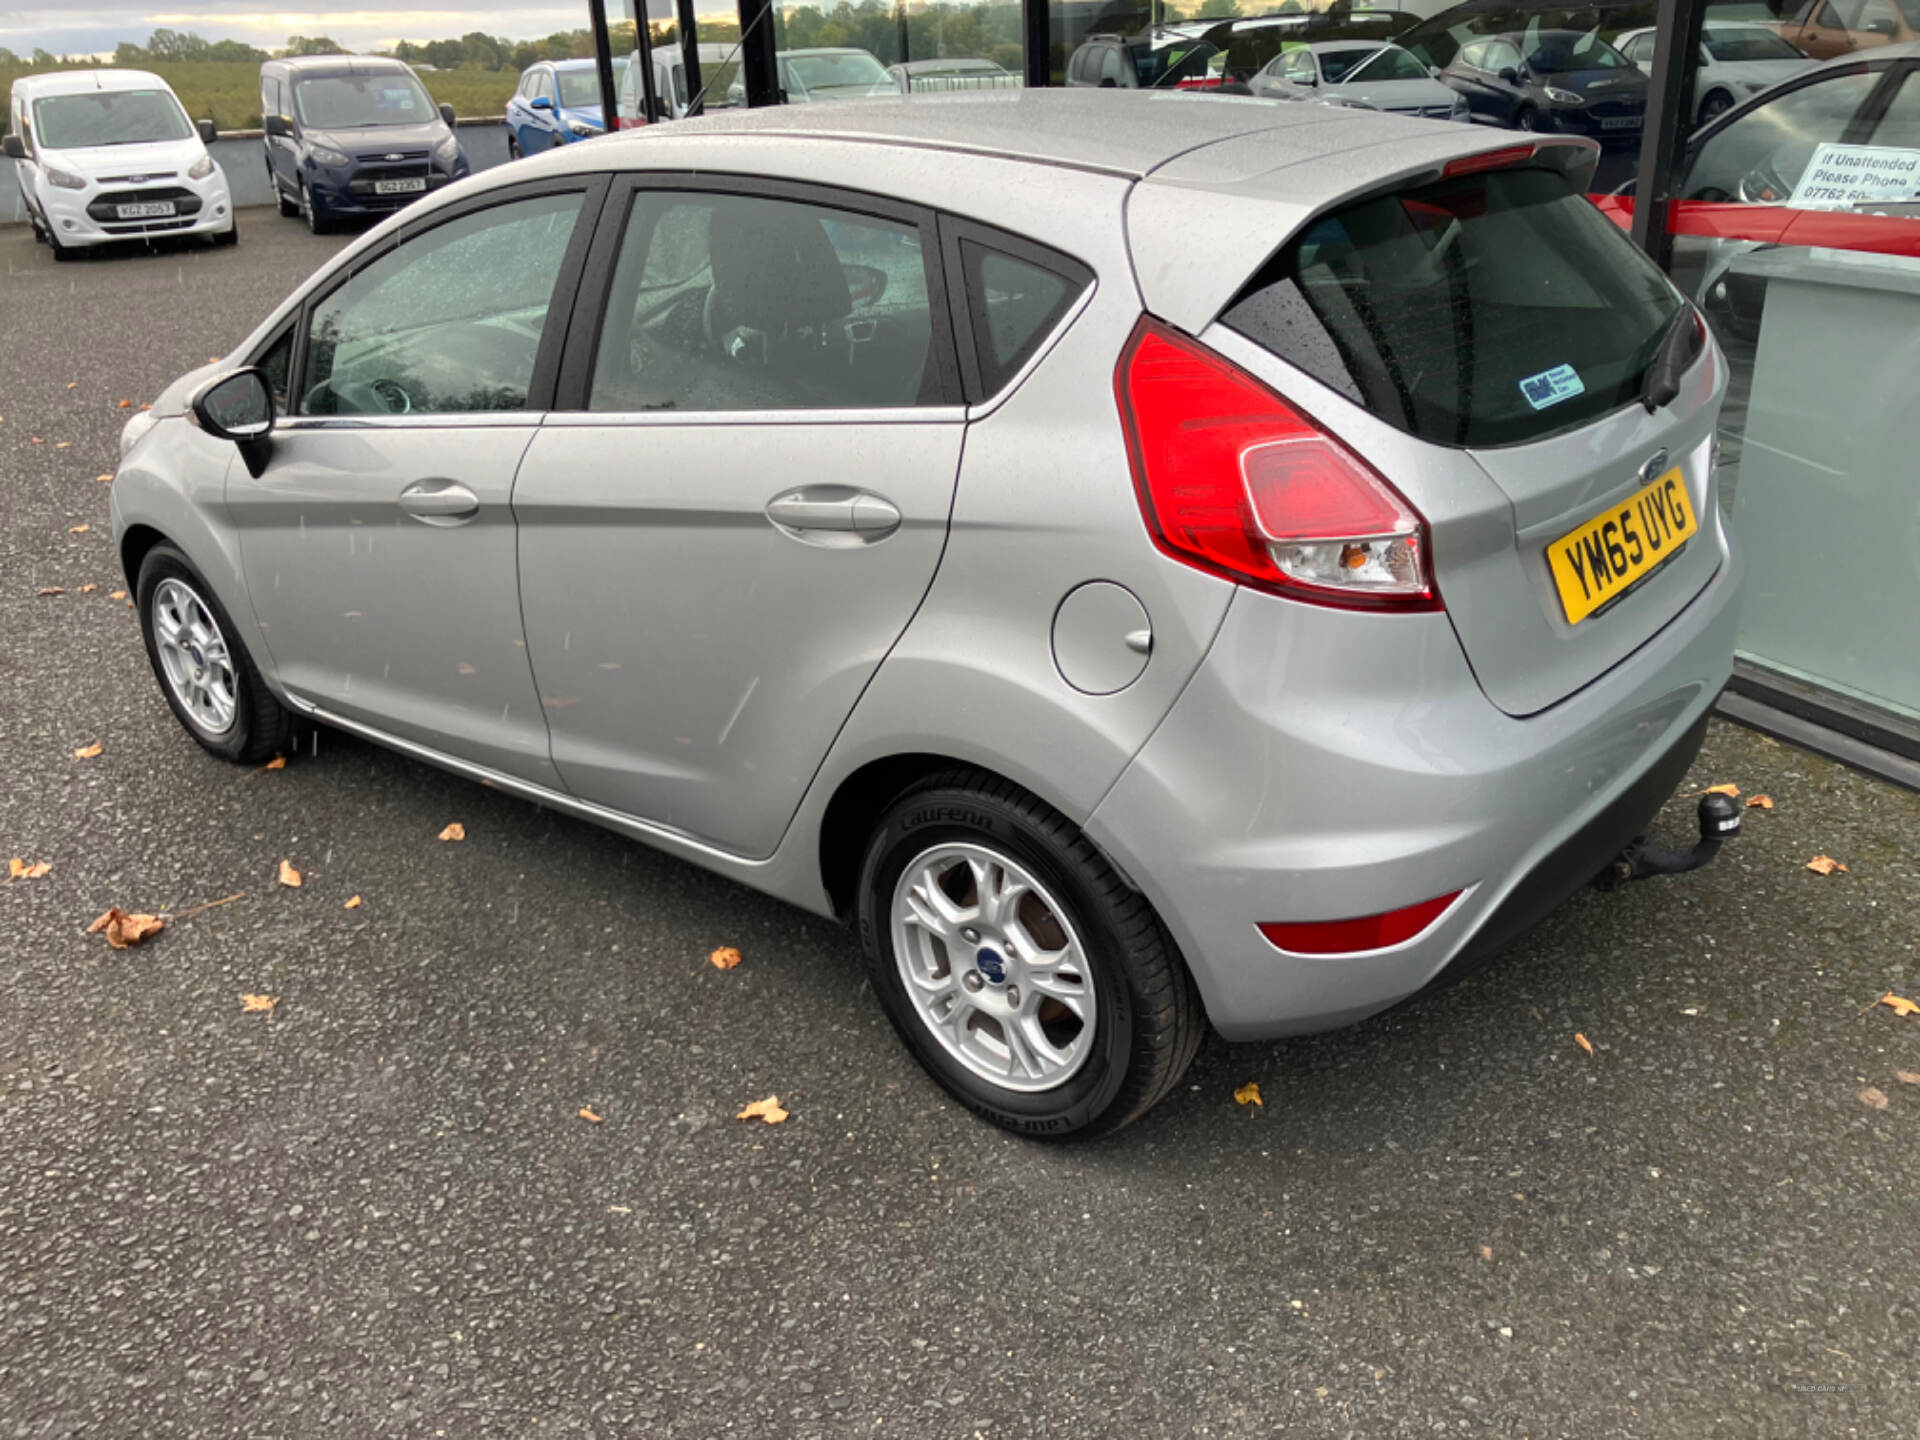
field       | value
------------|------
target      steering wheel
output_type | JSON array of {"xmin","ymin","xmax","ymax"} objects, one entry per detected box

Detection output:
[{"xmin": 303, "ymin": 374, "xmax": 418, "ymax": 416}]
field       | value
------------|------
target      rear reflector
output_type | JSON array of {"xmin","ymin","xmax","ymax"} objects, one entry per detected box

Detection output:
[
  {"xmin": 1115, "ymin": 317, "xmax": 1438, "ymax": 611},
  {"xmin": 1258, "ymin": 891, "xmax": 1462, "ymax": 955}
]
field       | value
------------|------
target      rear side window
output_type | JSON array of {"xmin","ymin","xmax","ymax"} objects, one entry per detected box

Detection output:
[
  {"xmin": 1221, "ymin": 167, "xmax": 1689, "ymax": 449},
  {"xmin": 954, "ymin": 237, "xmax": 1090, "ymax": 397}
]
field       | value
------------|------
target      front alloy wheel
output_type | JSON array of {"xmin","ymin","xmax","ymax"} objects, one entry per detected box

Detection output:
[{"xmin": 151, "ymin": 577, "xmax": 238, "ymax": 738}]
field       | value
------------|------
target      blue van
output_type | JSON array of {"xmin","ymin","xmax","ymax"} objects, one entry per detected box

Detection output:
[{"xmin": 259, "ymin": 55, "xmax": 469, "ymax": 233}]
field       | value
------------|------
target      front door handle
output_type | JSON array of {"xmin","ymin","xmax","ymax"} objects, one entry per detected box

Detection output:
[
  {"xmin": 398, "ymin": 479, "xmax": 479, "ymax": 526},
  {"xmin": 765, "ymin": 488, "xmax": 902, "ymax": 537}
]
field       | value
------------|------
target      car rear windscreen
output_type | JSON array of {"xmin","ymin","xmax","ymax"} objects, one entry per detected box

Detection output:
[{"xmin": 1221, "ymin": 167, "xmax": 1691, "ymax": 449}]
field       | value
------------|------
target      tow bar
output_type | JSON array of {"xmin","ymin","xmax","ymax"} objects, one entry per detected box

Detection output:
[{"xmin": 1597, "ymin": 792, "xmax": 1742, "ymax": 889}]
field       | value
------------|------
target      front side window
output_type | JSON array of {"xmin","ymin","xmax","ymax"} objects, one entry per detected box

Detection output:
[
  {"xmin": 1345, "ymin": 45, "xmax": 1432, "ymax": 82},
  {"xmin": 1524, "ymin": 30, "xmax": 1632, "ymax": 71},
  {"xmin": 1683, "ymin": 67, "xmax": 1879, "ymax": 200},
  {"xmin": 590, "ymin": 190, "xmax": 936, "ymax": 412},
  {"xmin": 1319, "ymin": 46, "xmax": 1384, "ymax": 82},
  {"xmin": 1622, "ymin": 32, "xmax": 1657, "ymax": 62},
  {"xmin": 32, "ymin": 90, "xmax": 192, "ymax": 149},
  {"xmin": 294, "ymin": 74, "xmax": 433, "ymax": 129},
  {"xmin": 300, "ymin": 191, "xmax": 584, "ymax": 416},
  {"xmin": 1702, "ymin": 26, "xmax": 1806, "ymax": 59}
]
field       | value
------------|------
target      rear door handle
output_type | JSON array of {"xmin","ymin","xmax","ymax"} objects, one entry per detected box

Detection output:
[
  {"xmin": 398, "ymin": 480, "xmax": 480, "ymax": 525},
  {"xmin": 765, "ymin": 489, "xmax": 901, "ymax": 537}
]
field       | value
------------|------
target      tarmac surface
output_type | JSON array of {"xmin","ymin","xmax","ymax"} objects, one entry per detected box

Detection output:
[{"xmin": 3, "ymin": 214, "xmax": 1919, "ymax": 1438}]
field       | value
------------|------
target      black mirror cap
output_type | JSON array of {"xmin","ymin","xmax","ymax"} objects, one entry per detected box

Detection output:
[
  {"xmin": 1, "ymin": 133, "xmax": 25, "ymax": 161},
  {"xmin": 1498, "ymin": 66, "xmax": 1519, "ymax": 83},
  {"xmin": 264, "ymin": 114, "xmax": 292, "ymax": 139},
  {"xmin": 197, "ymin": 117, "xmax": 217, "ymax": 143},
  {"xmin": 439, "ymin": 101, "xmax": 457, "ymax": 128}
]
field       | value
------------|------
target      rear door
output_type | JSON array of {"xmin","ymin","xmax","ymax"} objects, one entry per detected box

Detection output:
[{"xmin": 514, "ymin": 176, "xmax": 965, "ymax": 856}]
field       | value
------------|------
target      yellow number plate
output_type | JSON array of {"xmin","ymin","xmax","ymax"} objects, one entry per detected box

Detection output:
[{"xmin": 1547, "ymin": 468, "xmax": 1698, "ymax": 626}]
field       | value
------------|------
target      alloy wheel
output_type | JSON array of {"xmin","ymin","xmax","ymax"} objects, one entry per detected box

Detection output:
[{"xmin": 150, "ymin": 577, "xmax": 238, "ymax": 736}]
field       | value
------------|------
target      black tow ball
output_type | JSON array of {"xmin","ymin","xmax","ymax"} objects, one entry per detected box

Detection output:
[{"xmin": 1599, "ymin": 793, "xmax": 1741, "ymax": 889}]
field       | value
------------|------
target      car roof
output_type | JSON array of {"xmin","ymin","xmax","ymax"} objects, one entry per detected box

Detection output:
[
  {"xmin": 1304, "ymin": 38, "xmax": 1397, "ymax": 51},
  {"xmin": 13, "ymin": 68, "xmax": 174, "ymax": 98},
  {"xmin": 543, "ymin": 58, "xmax": 604, "ymax": 71},
  {"xmin": 781, "ymin": 48, "xmax": 879, "ymax": 57},
  {"xmin": 267, "ymin": 55, "xmax": 413, "ymax": 75}
]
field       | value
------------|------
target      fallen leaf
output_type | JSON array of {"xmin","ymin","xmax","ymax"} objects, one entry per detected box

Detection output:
[
  {"xmin": 265, "ymin": 755, "xmax": 286, "ymax": 770},
  {"xmin": 1859, "ymin": 1087, "xmax": 1889, "ymax": 1110},
  {"xmin": 1574, "ymin": 1032, "xmax": 1595, "ymax": 1055},
  {"xmin": 139, "ymin": 404, "xmax": 151, "ymax": 412},
  {"xmin": 118, "ymin": 399, "xmax": 132, "ymax": 409},
  {"xmin": 37, "ymin": 587, "xmax": 65, "ymax": 597},
  {"xmin": 736, "ymin": 1095, "xmax": 789, "ymax": 1125},
  {"xmin": 1746, "ymin": 794, "xmax": 1774, "ymax": 810},
  {"xmin": 97, "ymin": 474, "xmax": 113, "ymax": 484},
  {"xmin": 578, "ymin": 1107, "xmax": 604, "ymax": 1124},
  {"xmin": 67, "ymin": 524, "xmax": 90, "ymax": 534},
  {"xmin": 343, "ymin": 895, "xmax": 362, "ymax": 909},
  {"xmin": 1878, "ymin": 994, "xmax": 1919, "ymax": 1018},
  {"xmin": 1806, "ymin": 855, "xmax": 1849, "ymax": 876},
  {"xmin": 1233, "ymin": 1081, "xmax": 1263, "ymax": 1107},
  {"xmin": 30, "ymin": 436, "xmax": 44, "ymax": 444},
  {"xmin": 209, "ymin": 356, "xmax": 221, "ymax": 363},
  {"xmin": 1896, "ymin": 1070, "xmax": 1920, "ymax": 1086},
  {"xmin": 1478, "ymin": 1245, "xmax": 1494, "ymax": 1261},
  {"xmin": 76, "ymin": 584, "xmax": 97, "ymax": 594},
  {"xmin": 709, "ymin": 946, "xmax": 743, "ymax": 970},
  {"xmin": 108, "ymin": 590, "xmax": 126, "ymax": 600},
  {"xmin": 86, "ymin": 907, "xmax": 164, "ymax": 949},
  {"xmin": 240, "ymin": 993, "xmax": 278, "ymax": 1014},
  {"xmin": 456, "ymin": 662, "xmax": 476, "ymax": 675},
  {"xmin": 8, "ymin": 859, "xmax": 53, "ymax": 880},
  {"xmin": 437, "ymin": 823, "xmax": 465, "ymax": 842},
  {"xmin": 1704, "ymin": 782, "xmax": 1739, "ymax": 797},
  {"xmin": 72, "ymin": 742, "xmax": 102, "ymax": 759},
  {"xmin": 55, "ymin": 441, "xmax": 70, "ymax": 450},
  {"xmin": 66, "ymin": 381, "xmax": 77, "ymax": 390},
  {"xmin": 277, "ymin": 859, "xmax": 302, "ymax": 889}
]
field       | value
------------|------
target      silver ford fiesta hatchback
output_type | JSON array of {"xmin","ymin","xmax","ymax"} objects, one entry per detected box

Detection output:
[{"xmin": 114, "ymin": 93, "xmax": 1741, "ymax": 1136}]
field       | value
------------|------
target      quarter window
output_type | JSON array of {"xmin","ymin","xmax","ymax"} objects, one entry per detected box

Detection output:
[
  {"xmin": 589, "ymin": 190, "xmax": 938, "ymax": 412},
  {"xmin": 300, "ymin": 191, "xmax": 585, "ymax": 416},
  {"xmin": 957, "ymin": 240, "xmax": 1089, "ymax": 397}
]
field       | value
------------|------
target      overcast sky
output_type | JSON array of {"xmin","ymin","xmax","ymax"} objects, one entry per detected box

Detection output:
[{"xmin": 1, "ymin": 1, "xmax": 618, "ymax": 58}]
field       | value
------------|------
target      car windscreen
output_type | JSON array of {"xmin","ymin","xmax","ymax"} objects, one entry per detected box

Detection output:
[
  {"xmin": 31, "ymin": 90, "xmax": 192, "ymax": 149},
  {"xmin": 1524, "ymin": 29, "xmax": 1634, "ymax": 71},
  {"xmin": 294, "ymin": 73, "xmax": 435, "ymax": 129},
  {"xmin": 1344, "ymin": 45, "xmax": 1433, "ymax": 81},
  {"xmin": 786, "ymin": 53, "xmax": 893, "ymax": 91},
  {"xmin": 1399, "ymin": 4, "xmax": 1654, "ymax": 72},
  {"xmin": 1702, "ymin": 25, "xmax": 1804, "ymax": 58},
  {"xmin": 1221, "ymin": 166, "xmax": 1691, "ymax": 449},
  {"xmin": 558, "ymin": 64, "xmax": 620, "ymax": 108}
]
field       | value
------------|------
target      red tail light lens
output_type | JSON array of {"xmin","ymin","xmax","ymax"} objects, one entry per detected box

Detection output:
[
  {"xmin": 1115, "ymin": 317, "xmax": 1438, "ymax": 611},
  {"xmin": 1258, "ymin": 891, "xmax": 1462, "ymax": 955}
]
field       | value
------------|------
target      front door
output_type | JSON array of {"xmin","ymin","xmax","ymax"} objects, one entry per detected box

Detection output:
[
  {"xmin": 228, "ymin": 182, "xmax": 602, "ymax": 786},
  {"xmin": 514, "ymin": 179, "xmax": 965, "ymax": 856}
]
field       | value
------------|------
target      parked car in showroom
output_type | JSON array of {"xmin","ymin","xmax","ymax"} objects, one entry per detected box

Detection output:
[
  {"xmin": 888, "ymin": 57, "xmax": 1023, "ymax": 92},
  {"xmin": 1614, "ymin": 23, "xmax": 1816, "ymax": 125},
  {"xmin": 1440, "ymin": 27, "xmax": 1650, "ymax": 142},
  {"xmin": 507, "ymin": 57, "xmax": 627, "ymax": 155},
  {"xmin": 726, "ymin": 47, "xmax": 903, "ymax": 103},
  {"xmin": 112, "ymin": 94, "xmax": 1740, "ymax": 1137},
  {"xmin": 4, "ymin": 69, "xmax": 235, "ymax": 258},
  {"xmin": 1249, "ymin": 40, "xmax": 1473, "ymax": 118},
  {"xmin": 259, "ymin": 55, "xmax": 469, "ymax": 233},
  {"xmin": 1766, "ymin": 0, "xmax": 1919, "ymax": 58}
]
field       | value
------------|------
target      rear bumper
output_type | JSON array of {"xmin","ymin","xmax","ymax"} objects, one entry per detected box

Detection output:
[{"xmin": 1086, "ymin": 518, "xmax": 1741, "ymax": 1042}]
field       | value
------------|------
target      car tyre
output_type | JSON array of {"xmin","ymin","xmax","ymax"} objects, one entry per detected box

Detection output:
[
  {"xmin": 212, "ymin": 220, "xmax": 239, "ymax": 248},
  {"xmin": 301, "ymin": 181, "xmax": 330, "ymax": 235},
  {"xmin": 1697, "ymin": 89, "xmax": 1733, "ymax": 125},
  {"xmin": 507, "ymin": 132, "xmax": 521, "ymax": 160},
  {"xmin": 1515, "ymin": 104, "xmax": 1540, "ymax": 132},
  {"xmin": 856, "ymin": 770, "xmax": 1205, "ymax": 1139},
  {"xmin": 136, "ymin": 544, "xmax": 290, "ymax": 765},
  {"xmin": 277, "ymin": 183, "xmax": 300, "ymax": 218}
]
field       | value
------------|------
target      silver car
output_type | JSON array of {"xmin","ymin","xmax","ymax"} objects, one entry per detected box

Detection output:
[
  {"xmin": 1249, "ymin": 40, "xmax": 1472, "ymax": 120},
  {"xmin": 113, "ymin": 93, "xmax": 1741, "ymax": 1137}
]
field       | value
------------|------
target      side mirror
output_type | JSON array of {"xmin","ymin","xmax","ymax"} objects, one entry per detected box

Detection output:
[
  {"xmin": 264, "ymin": 114, "xmax": 292, "ymax": 139},
  {"xmin": 2, "ymin": 133, "xmax": 25, "ymax": 160},
  {"xmin": 1301, "ymin": 71, "xmax": 1319, "ymax": 85},
  {"xmin": 1498, "ymin": 66, "xmax": 1520, "ymax": 83},
  {"xmin": 530, "ymin": 95, "xmax": 553, "ymax": 111},
  {"xmin": 191, "ymin": 369, "xmax": 274, "ymax": 478},
  {"xmin": 1429, "ymin": 63, "xmax": 1444, "ymax": 78},
  {"xmin": 439, "ymin": 101, "xmax": 457, "ymax": 127},
  {"xmin": 197, "ymin": 117, "xmax": 217, "ymax": 143}
]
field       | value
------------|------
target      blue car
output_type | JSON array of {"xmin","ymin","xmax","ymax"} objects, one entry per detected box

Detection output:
[{"xmin": 507, "ymin": 58, "xmax": 627, "ymax": 157}]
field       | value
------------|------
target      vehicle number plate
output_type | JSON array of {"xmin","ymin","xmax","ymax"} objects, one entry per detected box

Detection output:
[
  {"xmin": 373, "ymin": 178, "xmax": 427, "ymax": 195},
  {"xmin": 116, "ymin": 201, "xmax": 176, "ymax": 219},
  {"xmin": 1601, "ymin": 116, "xmax": 1644, "ymax": 130},
  {"xmin": 1546, "ymin": 468, "xmax": 1698, "ymax": 625}
]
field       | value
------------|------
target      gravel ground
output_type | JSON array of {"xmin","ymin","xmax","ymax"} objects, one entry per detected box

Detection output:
[{"xmin": 3, "ymin": 214, "xmax": 1919, "ymax": 1440}]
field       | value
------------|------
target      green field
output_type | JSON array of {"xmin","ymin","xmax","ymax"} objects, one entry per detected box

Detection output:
[{"xmin": 1, "ymin": 59, "xmax": 519, "ymax": 134}]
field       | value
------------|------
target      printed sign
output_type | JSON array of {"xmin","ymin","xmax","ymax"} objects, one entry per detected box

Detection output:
[
  {"xmin": 1790, "ymin": 144, "xmax": 1920, "ymax": 210},
  {"xmin": 1519, "ymin": 363, "xmax": 1585, "ymax": 411}
]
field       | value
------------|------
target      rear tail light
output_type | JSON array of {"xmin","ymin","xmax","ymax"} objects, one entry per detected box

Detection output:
[
  {"xmin": 1258, "ymin": 890, "xmax": 1462, "ymax": 955},
  {"xmin": 1115, "ymin": 317, "xmax": 1439, "ymax": 611}
]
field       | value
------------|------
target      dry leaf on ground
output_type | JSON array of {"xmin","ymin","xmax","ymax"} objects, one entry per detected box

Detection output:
[
  {"xmin": 1877, "ymin": 993, "xmax": 1918, "ymax": 1018},
  {"xmin": 1859, "ymin": 1087, "xmax": 1890, "ymax": 1110},
  {"xmin": 1704, "ymin": 782, "xmax": 1740, "ymax": 797},
  {"xmin": 736, "ymin": 1095, "xmax": 790, "ymax": 1125},
  {"xmin": 118, "ymin": 399, "xmax": 131, "ymax": 409},
  {"xmin": 67, "ymin": 524, "xmax": 89, "ymax": 534},
  {"xmin": 76, "ymin": 584, "xmax": 97, "ymax": 594},
  {"xmin": 139, "ymin": 404, "xmax": 151, "ymax": 412},
  {"xmin": 96, "ymin": 474, "xmax": 113, "ymax": 484},
  {"xmin": 8, "ymin": 859, "xmax": 53, "ymax": 880},
  {"xmin": 240, "ymin": 994, "xmax": 278, "ymax": 1014},
  {"xmin": 709, "ymin": 946, "xmax": 743, "ymax": 970},
  {"xmin": 1806, "ymin": 855, "xmax": 1849, "ymax": 876},
  {"xmin": 86, "ymin": 907, "xmax": 164, "ymax": 949},
  {"xmin": 1478, "ymin": 1245, "xmax": 1494, "ymax": 1261},
  {"xmin": 30, "ymin": 436, "xmax": 43, "ymax": 444},
  {"xmin": 37, "ymin": 587, "xmax": 64, "ymax": 597},
  {"xmin": 277, "ymin": 859, "xmax": 302, "ymax": 888},
  {"xmin": 1575, "ymin": 1032, "xmax": 1595, "ymax": 1055},
  {"xmin": 72, "ymin": 742, "xmax": 102, "ymax": 759},
  {"xmin": 1746, "ymin": 795, "xmax": 1774, "ymax": 809},
  {"xmin": 343, "ymin": 895, "xmax": 362, "ymax": 909},
  {"xmin": 1896, "ymin": 1071, "xmax": 1920, "ymax": 1086},
  {"xmin": 108, "ymin": 590, "xmax": 126, "ymax": 600},
  {"xmin": 437, "ymin": 823, "xmax": 466, "ymax": 842},
  {"xmin": 65, "ymin": 381, "xmax": 77, "ymax": 390},
  {"xmin": 265, "ymin": 755, "xmax": 286, "ymax": 770},
  {"xmin": 578, "ymin": 1107, "xmax": 604, "ymax": 1124},
  {"xmin": 1233, "ymin": 1081, "xmax": 1263, "ymax": 1107},
  {"xmin": 54, "ymin": 441, "xmax": 70, "ymax": 450}
]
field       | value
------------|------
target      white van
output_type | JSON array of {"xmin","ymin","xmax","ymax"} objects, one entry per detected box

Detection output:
[{"xmin": 5, "ymin": 69, "xmax": 235, "ymax": 258}]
